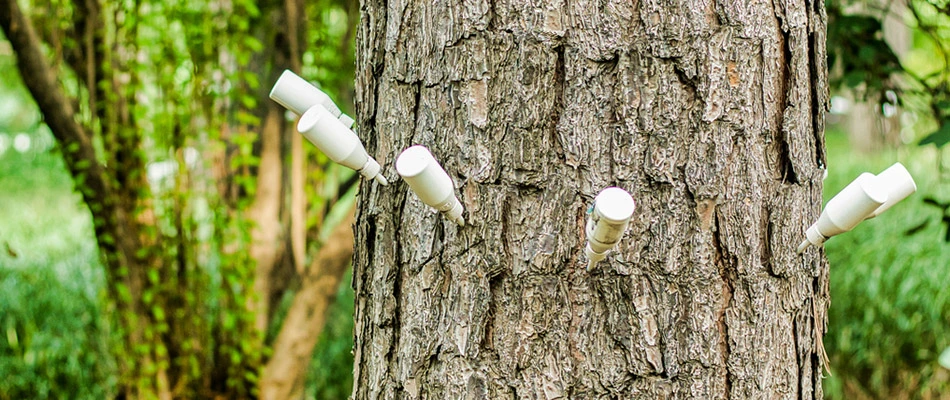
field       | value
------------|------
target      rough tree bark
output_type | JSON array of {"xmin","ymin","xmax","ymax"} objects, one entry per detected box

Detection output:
[{"xmin": 353, "ymin": 0, "xmax": 830, "ymax": 398}]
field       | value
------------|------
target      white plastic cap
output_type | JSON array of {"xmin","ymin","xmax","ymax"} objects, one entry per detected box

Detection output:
[
  {"xmin": 798, "ymin": 173, "xmax": 888, "ymax": 253},
  {"xmin": 593, "ymin": 187, "xmax": 636, "ymax": 223},
  {"xmin": 297, "ymin": 104, "xmax": 387, "ymax": 185},
  {"xmin": 585, "ymin": 187, "xmax": 636, "ymax": 270},
  {"xmin": 868, "ymin": 162, "xmax": 916, "ymax": 218},
  {"xmin": 269, "ymin": 70, "xmax": 343, "ymax": 117},
  {"xmin": 396, "ymin": 145, "xmax": 465, "ymax": 226}
]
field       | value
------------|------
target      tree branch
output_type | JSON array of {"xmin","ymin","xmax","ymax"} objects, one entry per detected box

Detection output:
[{"xmin": 0, "ymin": 0, "xmax": 112, "ymax": 214}]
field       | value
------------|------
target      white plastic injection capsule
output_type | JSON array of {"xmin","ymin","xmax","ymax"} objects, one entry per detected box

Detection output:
[
  {"xmin": 269, "ymin": 69, "xmax": 355, "ymax": 128},
  {"xmin": 395, "ymin": 145, "xmax": 465, "ymax": 226},
  {"xmin": 798, "ymin": 173, "xmax": 888, "ymax": 253},
  {"xmin": 297, "ymin": 104, "xmax": 388, "ymax": 185},
  {"xmin": 585, "ymin": 187, "xmax": 636, "ymax": 271},
  {"xmin": 797, "ymin": 162, "xmax": 917, "ymax": 253}
]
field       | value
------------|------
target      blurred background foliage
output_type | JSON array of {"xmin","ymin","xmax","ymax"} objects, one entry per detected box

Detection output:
[
  {"xmin": 1, "ymin": 0, "xmax": 949, "ymax": 399},
  {"xmin": 1, "ymin": 0, "xmax": 361, "ymax": 397}
]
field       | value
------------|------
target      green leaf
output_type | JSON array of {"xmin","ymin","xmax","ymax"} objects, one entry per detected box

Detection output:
[
  {"xmin": 236, "ymin": 110, "xmax": 260, "ymax": 125},
  {"xmin": 919, "ymin": 121, "xmax": 950, "ymax": 148},
  {"xmin": 152, "ymin": 306, "xmax": 165, "ymax": 321},
  {"xmin": 240, "ymin": 94, "xmax": 257, "ymax": 109},
  {"xmin": 858, "ymin": 46, "xmax": 877, "ymax": 62},
  {"xmin": 903, "ymin": 219, "xmax": 930, "ymax": 236},
  {"xmin": 936, "ymin": 100, "xmax": 950, "ymax": 114},
  {"xmin": 843, "ymin": 70, "xmax": 867, "ymax": 88},
  {"xmin": 243, "ymin": 37, "xmax": 263, "ymax": 53}
]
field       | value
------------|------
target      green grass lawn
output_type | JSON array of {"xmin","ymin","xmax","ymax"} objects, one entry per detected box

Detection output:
[
  {"xmin": 0, "ymin": 143, "xmax": 114, "ymax": 399},
  {"xmin": 821, "ymin": 131, "xmax": 950, "ymax": 399},
  {"xmin": 0, "ymin": 147, "xmax": 102, "ymax": 291}
]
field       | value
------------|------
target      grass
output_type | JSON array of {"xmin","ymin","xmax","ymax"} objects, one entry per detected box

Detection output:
[
  {"xmin": 821, "ymin": 131, "xmax": 950, "ymax": 399},
  {"xmin": 0, "ymin": 139, "xmax": 113, "ymax": 399},
  {"xmin": 0, "ymin": 145, "xmax": 103, "ymax": 294}
]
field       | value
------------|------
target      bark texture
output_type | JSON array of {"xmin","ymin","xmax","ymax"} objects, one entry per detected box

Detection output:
[{"xmin": 353, "ymin": 0, "xmax": 830, "ymax": 398}]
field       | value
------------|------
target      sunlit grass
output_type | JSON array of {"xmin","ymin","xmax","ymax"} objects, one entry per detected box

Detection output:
[
  {"xmin": 822, "ymin": 130, "xmax": 950, "ymax": 399},
  {"xmin": 0, "ymin": 143, "xmax": 113, "ymax": 399},
  {"xmin": 0, "ymin": 147, "xmax": 102, "ymax": 293}
]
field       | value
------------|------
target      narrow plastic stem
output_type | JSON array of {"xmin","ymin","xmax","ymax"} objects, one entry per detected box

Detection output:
[{"xmin": 797, "ymin": 240, "xmax": 810, "ymax": 254}]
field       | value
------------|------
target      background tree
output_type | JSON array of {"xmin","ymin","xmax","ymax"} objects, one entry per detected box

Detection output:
[
  {"xmin": 0, "ymin": 0, "xmax": 360, "ymax": 397},
  {"xmin": 352, "ymin": 0, "xmax": 830, "ymax": 398},
  {"xmin": 827, "ymin": 0, "xmax": 950, "ymax": 152}
]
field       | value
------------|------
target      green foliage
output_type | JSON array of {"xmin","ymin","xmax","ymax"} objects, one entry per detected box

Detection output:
[
  {"xmin": 5, "ymin": 0, "xmax": 358, "ymax": 396},
  {"xmin": 305, "ymin": 270, "xmax": 355, "ymax": 400},
  {"xmin": 0, "ymin": 266, "xmax": 116, "ymax": 399},
  {"xmin": 0, "ymin": 56, "xmax": 40, "ymax": 132},
  {"xmin": 302, "ymin": 0, "xmax": 359, "ymax": 113},
  {"xmin": 919, "ymin": 121, "xmax": 950, "ymax": 148},
  {"xmin": 822, "ymin": 132, "xmax": 950, "ymax": 398},
  {"xmin": 911, "ymin": 195, "xmax": 950, "ymax": 240},
  {"xmin": 827, "ymin": 0, "xmax": 950, "ymax": 148},
  {"xmin": 826, "ymin": 9, "xmax": 903, "ymax": 99}
]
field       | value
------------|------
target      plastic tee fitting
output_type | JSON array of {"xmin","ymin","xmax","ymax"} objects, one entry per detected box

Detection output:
[
  {"xmin": 269, "ymin": 70, "xmax": 355, "ymax": 128},
  {"xmin": 395, "ymin": 146, "xmax": 465, "ymax": 226},
  {"xmin": 297, "ymin": 104, "xmax": 388, "ymax": 185},
  {"xmin": 585, "ymin": 187, "xmax": 636, "ymax": 271}
]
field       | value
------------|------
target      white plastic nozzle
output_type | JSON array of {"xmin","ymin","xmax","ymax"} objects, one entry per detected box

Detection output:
[
  {"xmin": 867, "ymin": 162, "xmax": 916, "ymax": 219},
  {"xmin": 297, "ymin": 104, "xmax": 388, "ymax": 185},
  {"xmin": 585, "ymin": 187, "xmax": 636, "ymax": 271},
  {"xmin": 797, "ymin": 173, "xmax": 888, "ymax": 253},
  {"xmin": 269, "ymin": 70, "xmax": 354, "ymax": 128},
  {"xmin": 396, "ymin": 145, "xmax": 465, "ymax": 226},
  {"xmin": 339, "ymin": 114, "xmax": 356, "ymax": 129}
]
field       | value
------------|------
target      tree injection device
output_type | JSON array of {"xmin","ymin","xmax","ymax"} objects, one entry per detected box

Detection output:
[
  {"xmin": 586, "ymin": 187, "xmax": 636, "ymax": 271},
  {"xmin": 797, "ymin": 162, "xmax": 916, "ymax": 253},
  {"xmin": 269, "ymin": 69, "xmax": 355, "ymax": 128},
  {"xmin": 395, "ymin": 145, "xmax": 465, "ymax": 226},
  {"xmin": 297, "ymin": 104, "xmax": 388, "ymax": 185}
]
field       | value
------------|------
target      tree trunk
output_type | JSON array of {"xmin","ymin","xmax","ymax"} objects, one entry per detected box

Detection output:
[
  {"xmin": 843, "ymin": 0, "xmax": 907, "ymax": 152},
  {"xmin": 261, "ymin": 206, "xmax": 356, "ymax": 400},
  {"xmin": 352, "ymin": 0, "xmax": 830, "ymax": 398}
]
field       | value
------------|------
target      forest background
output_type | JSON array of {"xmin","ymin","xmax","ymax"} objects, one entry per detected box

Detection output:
[{"xmin": 1, "ymin": 0, "xmax": 949, "ymax": 398}]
